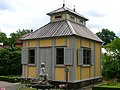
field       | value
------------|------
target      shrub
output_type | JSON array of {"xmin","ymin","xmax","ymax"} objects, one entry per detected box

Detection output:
[
  {"xmin": 102, "ymin": 54, "xmax": 118, "ymax": 79},
  {"xmin": 102, "ymin": 38, "xmax": 120, "ymax": 81},
  {"xmin": 0, "ymin": 46, "xmax": 22, "ymax": 75},
  {"xmin": 0, "ymin": 76, "xmax": 21, "ymax": 83}
]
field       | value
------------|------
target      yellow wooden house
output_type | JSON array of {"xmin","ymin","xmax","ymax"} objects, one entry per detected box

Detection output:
[{"xmin": 22, "ymin": 4, "xmax": 103, "ymax": 89}]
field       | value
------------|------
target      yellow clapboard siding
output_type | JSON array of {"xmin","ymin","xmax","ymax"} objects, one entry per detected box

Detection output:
[
  {"xmin": 67, "ymin": 37, "xmax": 70, "ymax": 48},
  {"xmin": 55, "ymin": 67, "xmax": 64, "ymax": 81},
  {"xmin": 29, "ymin": 40, "xmax": 36, "ymax": 47},
  {"xmin": 40, "ymin": 39, "xmax": 52, "ymax": 47},
  {"xmin": 55, "ymin": 37, "xmax": 65, "ymax": 46},
  {"xmin": 81, "ymin": 39, "xmax": 90, "ymax": 47},
  {"xmin": 95, "ymin": 42, "xmax": 101, "ymax": 77},
  {"xmin": 28, "ymin": 66, "xmax": 36, "ymax": 78},
  {"xmin": 82, "ymin": 67, "xmax": 89, "ymax": 79},
  {"xmin": 90, "ymin": 66, "xmax": 94, "ymax": 78}
]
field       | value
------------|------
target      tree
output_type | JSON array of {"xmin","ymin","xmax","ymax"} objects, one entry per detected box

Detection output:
[
  {"xmin": 102, "ymin": 38, "xmax": 120, "ymax": 80},
  {"xmin": 0, "ymin": 46, "xmax": 22, "ymax": 75},
  {"xmin": 16, "ymin": 29, "xmax": 33, "ymax": 36},
  {"xmin": 96, "ymin": 29, "xmax": 118, "ymax": 45},
  {"xmin": 8, "ymin": 29, "xmax": 33, "ymax": 46},
  {"xmin": 0, "ymin": 32, "xmax": 8, "ymax": 46}
]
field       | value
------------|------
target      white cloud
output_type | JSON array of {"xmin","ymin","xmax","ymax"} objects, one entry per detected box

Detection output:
[{"xmin": 0, "ymin": 0, "xmax": 120, "ymax": 37}]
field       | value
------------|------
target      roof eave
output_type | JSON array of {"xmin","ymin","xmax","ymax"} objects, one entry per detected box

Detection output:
[{"xmin": 23, "ymin": 34, "xmax": 103, "ymax": 43}]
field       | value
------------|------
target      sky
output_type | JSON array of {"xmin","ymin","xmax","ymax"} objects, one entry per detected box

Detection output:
[{"xmin": 0, "ymin": 0, "xmax": 120, "ymax": 37}]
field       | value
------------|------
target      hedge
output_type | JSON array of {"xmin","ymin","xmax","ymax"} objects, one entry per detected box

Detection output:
[{"xmin": 0, "ymin": 76, "xmax": 21, "ymax": 83}]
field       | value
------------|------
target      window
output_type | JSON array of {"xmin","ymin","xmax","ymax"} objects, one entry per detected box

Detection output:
[
  {"xmin": 28, "ymin": 50, "xmax": 35, "ymax": 64},
  {"xmin": 78, "ymin": 48, "xmax": 93, "ymax": 65},
  {"xmin": 55, "ymin": 15, "xmax": 62, "ymax": 21},
  {"xmin": 56, "ymin": 48, "xmax": 64, "ymax": 64},
  {"xmin": 83, "ymin": 48, "xmax": 91, "ymax": 65},
  {"xmin": 80, "ymin": 20, "xmax": 84, "ymax": 23},
  {"xmin": 70, "ymin": 16, "xmax": 75, "ymax": 21},
  {"xmin": 55, "ymin": 15, "xmax": 62, "ymax": 19}
]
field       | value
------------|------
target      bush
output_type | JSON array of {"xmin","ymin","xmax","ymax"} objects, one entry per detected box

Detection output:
[
  {"xmin": 0, "ymin": 76, "xmax": 21, "ymax": 83},
  {"xmin": 102, "ymin": 54, "xmax": 118, "ymax": 79},
  {"xmin": 0, "ymin": 46, "xmax": 22, "ymax": 75},
  {"xmin": 102, "ymin": 38, "xmax": 120, "ymax": 80}
]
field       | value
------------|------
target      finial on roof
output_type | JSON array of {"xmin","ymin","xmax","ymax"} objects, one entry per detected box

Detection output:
[
  {"xmin": 74, "ymin": 5, "xmax": 75, "ymax": 12},
  {"xmin": 63, "ymin": 0, "xmax": 65, "ymax": 7}
]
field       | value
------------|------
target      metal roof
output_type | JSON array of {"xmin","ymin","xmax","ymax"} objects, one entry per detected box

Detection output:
[
  {"xmin": 23, "ymin": 20, "xmax": 102, "ymax": 42},
  {"xmin": 69, "ymin": 21, "xmax": 102, "ymax": 42},
  {"xmin": 47, "ymin": 7, "xmax": 88, "ymax": 21}
]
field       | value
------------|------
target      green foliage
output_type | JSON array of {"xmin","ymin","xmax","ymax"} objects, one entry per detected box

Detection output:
[
  {"xmin": 94, "ymin": 80, "xmax": 120, "ymax": 89},
  {"xmin": 101, "ymin": 83, "xmax": 120, "ymax": 88},
  {"xmin": 8, "ymin": 29, "xmax": 32, "ymax": 46},
  {"xmin": 102, "ymin": 54, "xmax": 118, "ymax": 79},
  {"xmin": 96, "ymin": 29, "xmax": 118, "ymax": 45},
  {"xmin": 105, "ymin": 38, "xmax": 120, "ymax": 58},
  {"xmin": 102, "ymin": 38, "xmax": 120, "ymax": 80},
  {"xmin": 0, "ymin": 76, "xmax": 21, "ymax": 83},
  {"xmin": 0, "ymin": 31, "xmax": 8, "ymax": 45},
  {"xmin": 0, "ymin": 46, "xmax": 22, "ymax": 75}
]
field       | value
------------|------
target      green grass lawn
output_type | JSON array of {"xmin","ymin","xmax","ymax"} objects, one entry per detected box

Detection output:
[
  {"xmin": 95, "ymin": 80, "xmax": 120, "ymax": 88},
  {"xmin": 18, "ymin": 88, "xmax": 36, "ymax": 90},
  {"xmin": 98, "ymin": 83, "xmax": 120, "ymax": 88}
]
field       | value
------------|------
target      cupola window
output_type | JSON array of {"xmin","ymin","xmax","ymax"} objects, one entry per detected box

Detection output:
[
  {"xmin": 70, "ymin": 16, "xmax": 75, "ymax": 21},
  {"xmin": 55, "ymin": 15, "xmax": 62, "ymax": 19},
  {"xmin": 80, "ymin": 20, "xmax": 84, "ymax": 23},
  {"xmin": 55, "ymin": 15, "xmax": 62, "ymax": 21}
]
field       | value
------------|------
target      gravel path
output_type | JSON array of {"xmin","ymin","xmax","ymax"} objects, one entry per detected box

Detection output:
[
  {"xmin": 0, "ymin": 81, "xmax": 18, "ymax": 90},
  {"xmin": 0, "ymin": 81, "xmax": 93, "ymax": 90}
]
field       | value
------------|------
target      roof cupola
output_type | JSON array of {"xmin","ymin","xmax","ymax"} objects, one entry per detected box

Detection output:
[{"xmin": 47, "ymin": 4, "xmax": 88, "ymax": 26}]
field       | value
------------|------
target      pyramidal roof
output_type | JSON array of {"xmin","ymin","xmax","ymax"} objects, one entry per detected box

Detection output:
[
  {"xmin": 23, "ymin": 20, "xmax": 103, "ymax": 42},
  {"xmin": 47, "ymin": 6, "xmax": 88, "ymax": 21},
  {"xmin": 23, "ymin": 5, "xmax": 102, "ymax": 42}
]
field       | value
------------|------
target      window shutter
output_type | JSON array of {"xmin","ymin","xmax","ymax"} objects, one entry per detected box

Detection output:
[
  {"xmin": 78, "ymin": 48, "xmax": 83, "ymax": 65},
  {"xmin": 91, "ymin": 50, "xmax": 94, "ymax": 65},
  {"xmin": 21, "ymin": 49, "xmax": 28, "ymax": 64},
  {"xmin": 64, "ymin": 48, "xmax": 73, "ymax": 65}
]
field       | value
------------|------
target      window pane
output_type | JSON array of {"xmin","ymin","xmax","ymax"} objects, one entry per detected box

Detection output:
[
  {"xmin": 83, "ymin": 48, "xmax": 91, "ymax": 65},
  {"xmin": 29, "ymin": 50, "xmax": 35, "ymax": 64},
  {"xmin": 56, "ymin": 56, "xmax": 64, "ymax": 64},
  {"xmin": 83, "ymin": 49, "xmax": 86, "ymax": 64},
  {"xmin": 56, "ymin": 48, "xmax": 64, "ymax": 64},
  {"xmin": 55, "ymin": 16, "xmax": 62, "ymax": 19},
  {"xmin": 87, "ymin": 50, "xmax": 91, "ymax": 64},
  {"xmin": 70, "ymin": 16, "xmax": 75, "ymax": 20}
]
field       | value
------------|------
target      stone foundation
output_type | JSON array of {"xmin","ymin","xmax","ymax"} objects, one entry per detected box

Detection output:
[
  {"xmin": 51, "ymin": 77, "xmax": 102, "ymax": 89},
  {"xmin": 21, "ymin": 77, "xmax": 102, "ymax": 89}
]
